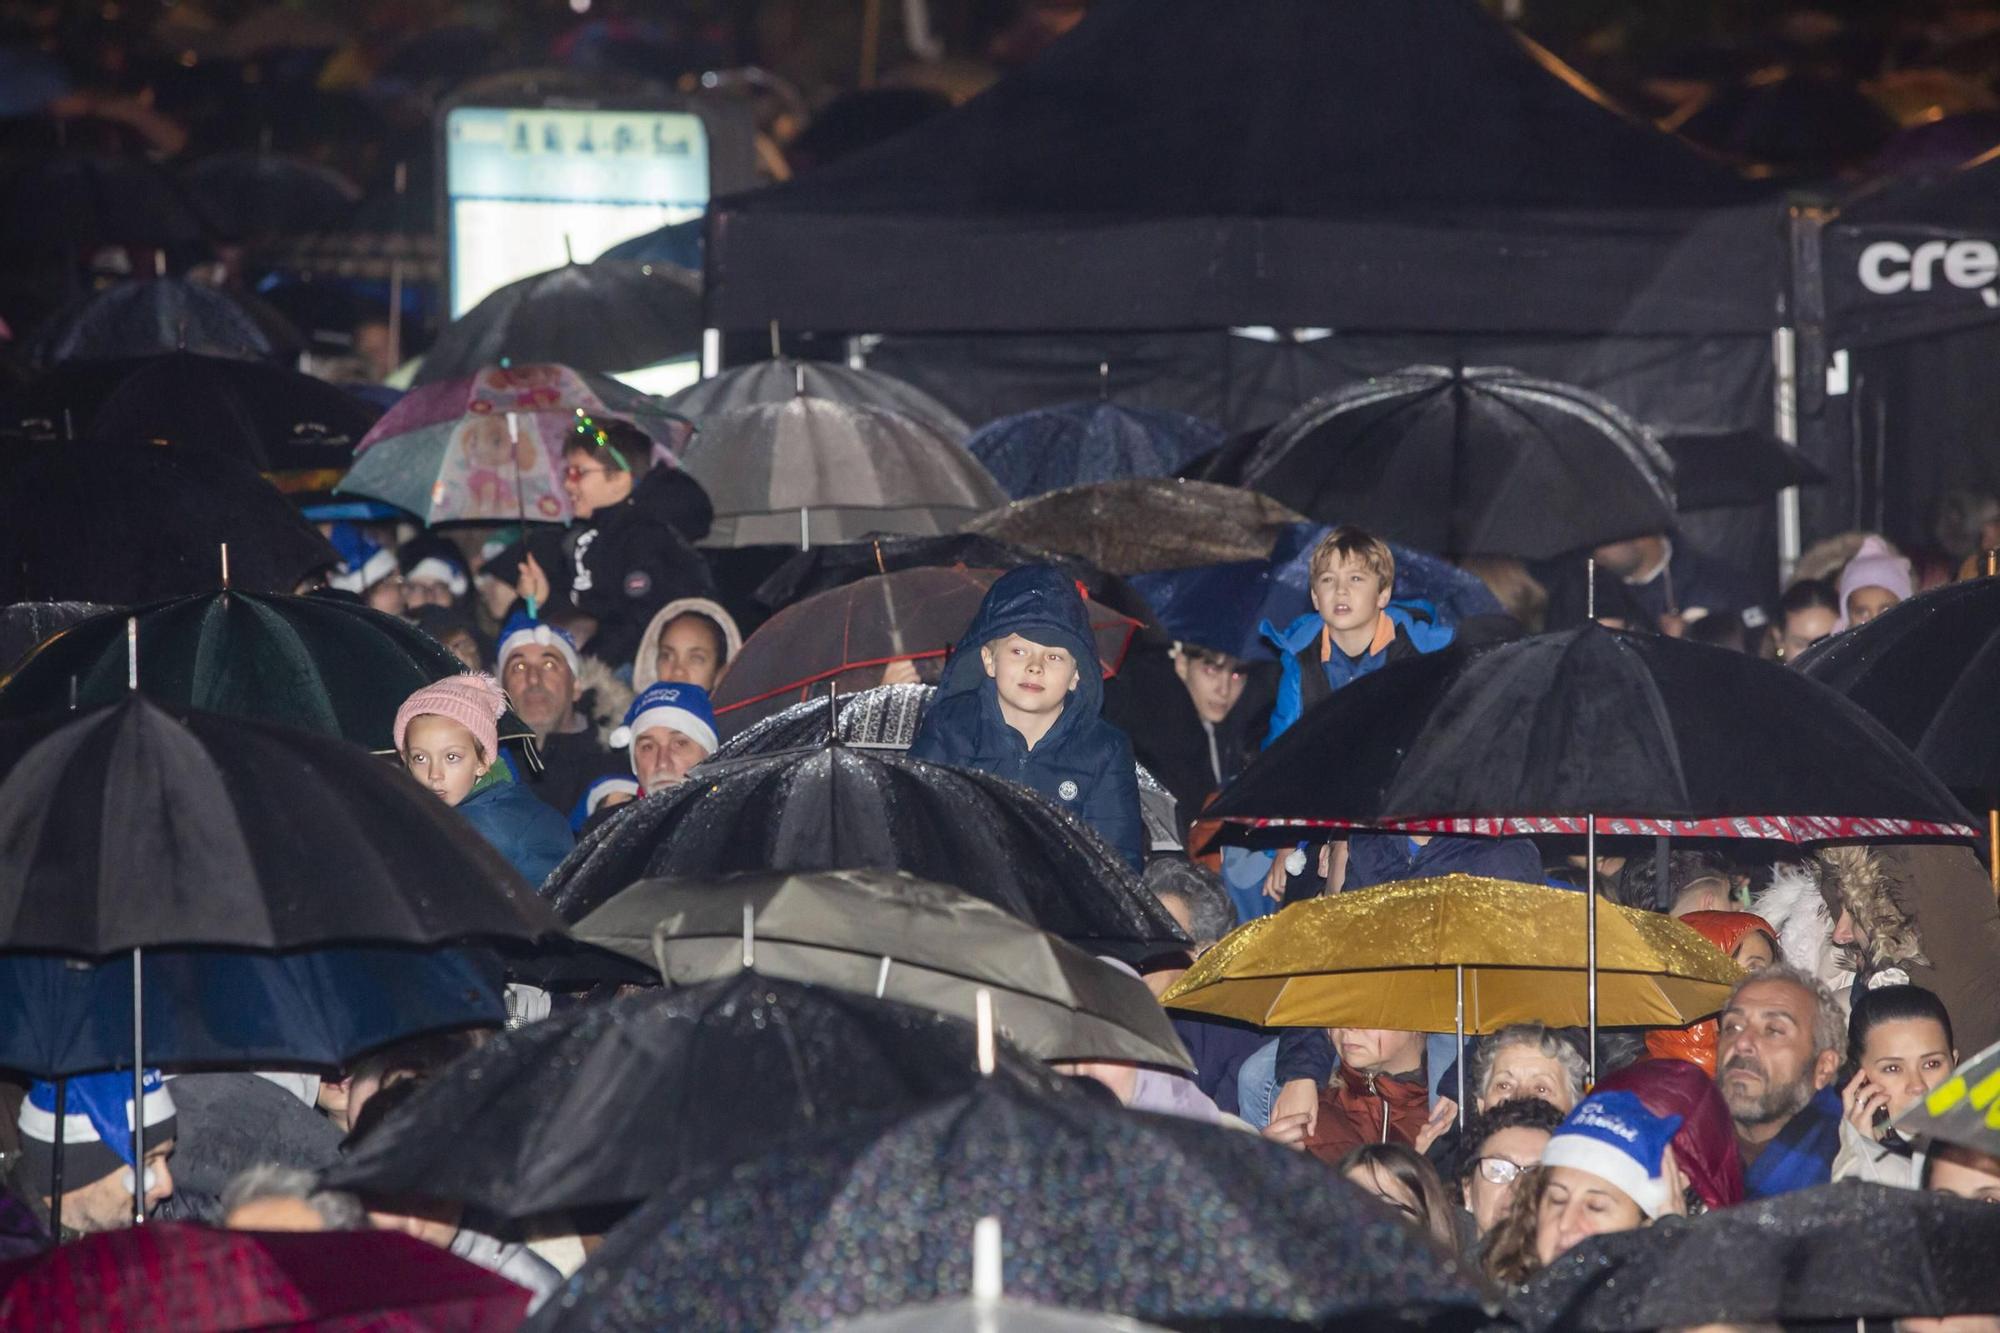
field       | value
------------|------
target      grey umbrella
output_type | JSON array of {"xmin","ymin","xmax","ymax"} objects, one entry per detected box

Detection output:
[
  {"xmin": 573, "ymin": 868, "xmax": 1193, "ymax": 1071},
  {"xmin": 677, "ymin": 397, "xmax": 1006, "ymax": 547},
  {"xmin": 663, "ymin": 358, "xmax": 969, "ymax": 437}
]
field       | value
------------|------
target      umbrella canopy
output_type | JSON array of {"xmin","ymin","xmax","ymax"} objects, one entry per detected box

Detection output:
[
  {"xmin": 542, "ymin": 742, "xmax": 1186, "ymax": 962},
  {"xmin": 535, "ymin": 1077, "xmax": 1483, "ymax": 1332},
  {"xmin": 0, "ymin": 1223, "xmax": 529, "ymax": 1332},
  {"xmin": 679, "ymin": 397, "xmax": 1006, "ymax": 547},
  {"xmin": 574, "ymin": 869, "xmax": 1191, "ymax": 1069},
  {"xmin": 4, "ymin": 352, "xmax": 380, "ymax": 492},
  {"xmin": 0, "ymin": 592, "xmax": 535, "ymax": 755},
  {"xmin": 663, "ymin": 358, "xmax": 968, "ymax": 437},
  {"xmin": 0, "ymin": 697, "xmax": 560, "ymax": 952},
  {"xmin": 1796, "ymin": 577, "xmax": 2000, "ymax": 794},
  {"xmin": 25, "ymin": 278, "xmax": 301, "ymax": 366},
  {"xmin": 1661, "ymin": 427, "xmax": 1827, "ymax": 511},
  {"xmin": 0, "ymin": 602, "xmax": 107, "ymax": 674},
  {"xmin": 1128, "ymin": 523, "xmax": 1502, "ymax": 660},
  {"xmin": 0, "ymin": 445, "xmax": 337, "ymax": 604},
  {"xmin": 337, "ymin": 364, "xmax": 692, "ymax": 525},
  {"xmin": 321, "ymin": 972, "xmax": 1065, "ymax": 1219},
  {"xmin": 966, "ymin": 401, "xmax": 1225, "ymax": 500},
  {"xmin": 415, "ymin": 261, "xmax": 702, "ymax": 383},
  {"xmin": 0, "ymin": 154, "xmax": 217, "ymax": 252},
  {"xmin": 183, "ymin": 152, "xmax": 364, "ymax": 239},
  {"xmin": 1161, "ymin": 873, "xmax": 1739, "ymax": 1030},
  {"xmin": 826, "ymin": 1302, "xmax": 1169, "ymax": 1333},
  {"xmin": 964, "ymin": 479, "xmax": 1305, "ymax": 575},
  {"xmin": 1894, "ymin": 1034, "xmax": 2000, "ymax": 1156},
  {"xmin": 1510, "ymin": 1181, "xmax": 2000, "ymax": 1332},
  {"xmin": 0, "ymin": 944, "xmax": 503, "ymax": 1078},
  {"xmin": 1239, "ymin": 365, "xmax": 1676, "ymax": 559},
  {"xmin": 1209, "ymin": 622, "xmax": 1977, "ymax": 841},
  {"xmin": 712, "ymin": 566, "xmax": 1139, "ymax": 728}
]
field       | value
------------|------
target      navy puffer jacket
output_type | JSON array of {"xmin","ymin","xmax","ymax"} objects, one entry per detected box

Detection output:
[{"xmin": 909, "ymin": 566, "xmax": 1145, "ymax": 871}]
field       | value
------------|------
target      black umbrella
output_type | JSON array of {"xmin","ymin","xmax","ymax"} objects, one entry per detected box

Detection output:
[
  {"xmin": 964, "ymin": 479, "xmax": 1305, "ymax": 575},
  {"xmin": 0, "ymin": 603, "xmax": 108, "ymax": 674},
  {"xmin": 535, "ymin": 1077, "xmax": 1483, "ymax": 1332},
  {"xmin": 1240, "ymin": 364, "xmax": 1676, "ymax": 559},
  {"xmin": 1210, "ymin": 622, "xmax": 1976, "ymax": 843},
  {"xmin": 4, "ymin": 353, "xmax": 380, "ymax": 492},
  {"xmin": 0, "ymin": 445, "xmax": 338, "ymax": 604},
  {"xmin": 25, "ymin": 278, "xmax": 302, "ymax": 366},
  {"xmin": 1661, "ymin": 427, "xmax": 1826, "ymax": 511},
  {"xmin": 321, "ymin": 973, "xmax": 1065, "ymax": 1219},
  {"xmin": 1510, "ymin": 1181, "xmax": 2000, "ymax": 1332},
  {"xmin": 414, "ymin": 261, "xmax": 702, "ymax": 383},
  {"xmin": 543, "ymin": 742, "xmax": 1186, "ymax": 963},
  {"xmin": 0, "ymin": 592, "xmax": 535, "ymax": 757},
  {"xmin": 0, "ymin": 153, "xmax": 217, "ymax": 251},
  {"xmin": 182, "ymin": 152, "xmax": 363, "ymax": 239}
]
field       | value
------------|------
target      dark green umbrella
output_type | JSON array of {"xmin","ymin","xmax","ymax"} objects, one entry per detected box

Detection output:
[
  {"xmin": 0, "ymin": 593, "xmax": 535, "ymax": 756},
  {"xmin": 573, "ymin": 868, "xmax": 1192, "ymax": 1070}
]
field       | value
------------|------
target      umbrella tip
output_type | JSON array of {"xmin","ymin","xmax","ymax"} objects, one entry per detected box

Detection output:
[
  {"xmin": 971, "ymin": 1216, "xmax": 1003, "ymax": 1302},
  {"xmin": 769, "ymin": 318, "xmax": 781, "ymax": 361},
  {"xmin": 219, "ymin": 542, "xmax": 230, "ymax": 591},
  {"xmin": 1098, "ymin": 361, "xmax": 1109, "ymax": 401},
  {"xmin": 125, "ymin": 617, "xmax": 138, "ymax": 691},
  {"xmin": 741, "ymin": 901, "xmax": 754, "ymax": 970},
  {"xmin": 974, "ymin": 988, "xmax": 995, "ymax": 1076}
]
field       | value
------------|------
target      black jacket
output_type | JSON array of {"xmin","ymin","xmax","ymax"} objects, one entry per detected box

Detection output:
[{"xmin": 565, "ymin": 469, "xmax": 717, "ymax": 667}]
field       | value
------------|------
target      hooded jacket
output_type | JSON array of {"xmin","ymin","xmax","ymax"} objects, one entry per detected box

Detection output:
[
  {"xmin": 1595, "ymin": 1057, "xmax": 1745, "ymax": 1211},
  {"xmin": 1262, "ymin": 602, "xmax": 1453, "ymax": 745},
  {"xmin": 631, "ymin": 596, "xmax": 744, "ymax": 693},
  {"xmin": 1644, "ymin": 911, "xmax": 1778, "ymax": 1076},
  {"xmin": 908, "ymin": 566, "xmax": 1145, "ymax": 871},
  {"xmin": 1304, "ymin": 1060, "xmax": 1432, "ymax": 1165},
  {"xmin": 565, "ymin": 468, "xmax": 718, "ymax": 668},
  {"xmin": 1755, "ymin": 848, "xmax": 1928, "ymax": 1018}
]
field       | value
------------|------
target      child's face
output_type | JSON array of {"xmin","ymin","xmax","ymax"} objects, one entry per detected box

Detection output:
[
  {"xmin": 1173, "ymin": 649, "xmax": 1247, "ymax": 724},
  {"xmin": 1311, "ymin": 557, "xmax": 1391, "ymax": 633},
  {"xmin": 981, "ymin": 633, "xmax": 1079, "ymax": 717},
  {"xmin": 401, "ymin": 714, "xmax": 490, "ymax": 806}
]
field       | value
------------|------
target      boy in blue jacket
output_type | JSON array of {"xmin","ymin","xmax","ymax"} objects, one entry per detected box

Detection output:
[{"xmin": 909, "ymin": 565, "xmax": 1145, "ymax": 872}]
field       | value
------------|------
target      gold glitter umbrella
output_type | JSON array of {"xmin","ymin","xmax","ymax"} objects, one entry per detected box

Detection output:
[{"xmin": 1160, "ymin": 874, "xmax": 1740, "ymax": 1108}]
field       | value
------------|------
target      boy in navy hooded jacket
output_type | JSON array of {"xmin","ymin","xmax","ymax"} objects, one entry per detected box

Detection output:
[{"xmin": 909, "ymin": 566, "xmax": 1146, "ymax": 872}]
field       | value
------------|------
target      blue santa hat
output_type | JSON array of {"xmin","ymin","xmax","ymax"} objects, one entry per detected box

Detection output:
[
  {"xmin": 325, "ymin": 522, "xmax": 399, "ymax": 593},
  {"xmin": 1542, "ymin": 1089, "xmax": 1684, "ymax": 1218},
  {"xmin": 611, "ymin": 681, "xmax": 718, "ymax": 765},
  {"xmin": 496, "ymin": 611, "xmax": 581, "ymax": 679},
  {"xmin": 17, "ymin": 1070, "xmax": 178, "ymax": 1197},
  {"xmin": 570, "ymin": 774, "xmax": 641, "ymax": 832}
]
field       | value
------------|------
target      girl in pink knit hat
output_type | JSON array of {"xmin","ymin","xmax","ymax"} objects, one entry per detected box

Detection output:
[{"xmin": 393, "ymin": 674, "xmax": 574, "ymax": 885}]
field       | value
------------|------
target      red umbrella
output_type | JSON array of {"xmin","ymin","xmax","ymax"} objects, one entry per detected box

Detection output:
[
  {"xmin": 712, "ymin": 565, "xmax": 1140, "ymax": 733},
  {"xmin": 0, "ymin": 1224, "xmax": 530, "ymax": 1332}
]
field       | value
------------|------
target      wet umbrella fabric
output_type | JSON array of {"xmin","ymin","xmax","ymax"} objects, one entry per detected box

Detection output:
[
  {"xmin": 25, "ymin": 277, "xmax": 301, "ymax": 365},
  {"xmin": 183, "ymin": 152, "xmax": 363, "ymax": 239},
  {"xmin": 711, "ymin": 566, "xmax": 1139, "ymax": 728},
  {"xmin": 966, "ymin": 402, "xmax": 1225, "ymax": 500},
  {"xmin": 0, "ymin": 1222, "xmax": 530, "ymax": 1332},
  {"xmin": 1509, "ymin": 1182, "xmax": 2000, "ymax": 1332},
  {"xmin": 533, "ymin": 1077, "xmax": 1483, "ymax": 1332},
  {"xmin": 1129, "ymin": 523, "xmax": 1503, "ymax": 660},
  {"xmin": 662, "ymin": 358, "xmax": 968, "ymax": 437},
  {"xmin": 416, "ymin": 262, "xmax": 702, "ymax": 383},
  {"xmin": 964, "ymin": 479, "xmax": 1305, "ymax": 574},
  {"xmin": 321, "ymin": 973, "xmax": 1065, "ymax": 1220},
  {"xmin": 573, "ymin": 869, "xmax": 1191, "ymax": 1069},
  {"xmin": 0, "ymin": 445, "xmax": 337, "ymax": 604},
  {"xmin": 338, "ymin": 364, "xmax": 692, "ymax": 525},
  {"xmin": 0, "ymin": 697, "xmax": 559, "ymax": 952},
  {"xmin": 1209, "ymin": 622, "xmax": 1976, "ymax": 841},
  {"xmin": 1795, "ymin": 578, "xmax": 2000, "ymax": 793},
  {"xmin": 0, "ymin": 602, "xmax": 109, "ymax": 673},
  {"xmin": 1661, "ymin": 427, "xmax": 1826, "ymax": 511},
  {"xmin": 0, "ymin": 154, "xmax": 217, "ymax": 251},
  {"xmin": 825, "ymin": 1303, "xmax": 1168, "ymax": 1333},
  {"xmin": 0, "ymin": 592, "xmax": 536, "ymax": 755},
  {"xmin": 542, "ymin": 743, "xmax": 1186, "ymax": 963},
  {"xmin": 1240, "ymin": 364, "xmax": 1676, "ymax": 559},
  {"xmin": 1895, "ymin": 1034, "xmax": 2000, "ymax": 1156},
  {"xmin": 679, "ymin": 397, "xmax": 1006, "ymax": 547},
  {"xmin": 0, "ymin": 944, "xmax": 504, "ymax": 1078}
]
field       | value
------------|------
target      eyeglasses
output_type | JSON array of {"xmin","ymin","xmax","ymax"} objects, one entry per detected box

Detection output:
[
  {"xmin": 562, "ymin": 463, "xmax": 609, "ymax": 483},
  {"xmin": 1475, "ymin": 1157, "xmax": 1529, "ymax": 1186}
]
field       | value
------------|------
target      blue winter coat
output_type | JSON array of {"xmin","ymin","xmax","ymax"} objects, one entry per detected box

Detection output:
[
  {"xmin": 1262, "ymin": 602, "xmax": 1454, "ymax": 746},
  {"xmin": 456, "ymin": 778, "xmax": 575, "ymax": 889},
  {"xmin": 909, "ymin": 566, "xmax": 1146, "ymax": 872}
]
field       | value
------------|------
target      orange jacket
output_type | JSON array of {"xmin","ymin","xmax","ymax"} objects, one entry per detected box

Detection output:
[
  {"xmin": 1645, "ymin": 911, "xmax": 1778, "ymax": 1075},
  {"xmin": 1304, "ymin": 1061, "xmax": 1431, "ymax": 1165}
]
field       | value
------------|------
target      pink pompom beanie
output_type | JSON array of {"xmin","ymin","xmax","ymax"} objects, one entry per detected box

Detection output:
[{"xmin": 394, "ymin": 673, "xmax": 509, "ymax": 758}]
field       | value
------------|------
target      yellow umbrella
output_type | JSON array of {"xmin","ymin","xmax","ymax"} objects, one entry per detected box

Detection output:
[{"xmin": 1160, "ymin": 874, "xmax": 1740, "ymax": 1107}]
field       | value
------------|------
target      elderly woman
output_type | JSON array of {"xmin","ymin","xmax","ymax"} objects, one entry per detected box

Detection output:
[{"xmin": 1469, "ymin": 1024, "xmax": 1588, "ymax": 1115}]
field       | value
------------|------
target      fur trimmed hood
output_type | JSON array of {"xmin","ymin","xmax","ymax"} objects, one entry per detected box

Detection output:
[
  {"xmin": 1752, "ymin": 849, "xmax": 1925, "ymax": 1001},
  {"xmin": 574, "ymin": 656, "xmax": 634, "ymax": 749}
]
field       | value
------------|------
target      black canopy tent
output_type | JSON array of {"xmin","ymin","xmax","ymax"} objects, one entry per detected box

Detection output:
[{"xmin": 704, "ymin": 0, "xmax": 1782, "ymax": 341}]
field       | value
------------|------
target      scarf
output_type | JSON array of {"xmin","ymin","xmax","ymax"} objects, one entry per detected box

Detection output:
[{"xmin": 1742, "ymin": 1084, "xmax": 1842, "ymax": 1199}]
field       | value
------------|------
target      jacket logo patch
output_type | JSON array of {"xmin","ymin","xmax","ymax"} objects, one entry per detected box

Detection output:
[
  {"xmin": 1057, "ymin": 780, "xmax": 1079, "ymax": 801},
  {"xmin": 624, "ymin": 570, "xmax": 652, "ymax": 599}
]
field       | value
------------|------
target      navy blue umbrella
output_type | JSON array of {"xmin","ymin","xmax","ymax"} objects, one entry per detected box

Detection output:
[
  {"xmin": 967, "ymin": 402, "xmax": 1224, "ymax": 500},
  {"xmin": 0, "ymin": 945, "xmax": 503, "ymax": 1078},
  {"xmin": 1128, "ymin": 524, "xmax": 1502, "ymax": 659}
]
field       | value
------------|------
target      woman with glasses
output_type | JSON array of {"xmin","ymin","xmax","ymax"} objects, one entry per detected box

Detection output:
[{"xmin": 1456, "ymin": 1097, "xmax": 1563, "ymax": 1242}]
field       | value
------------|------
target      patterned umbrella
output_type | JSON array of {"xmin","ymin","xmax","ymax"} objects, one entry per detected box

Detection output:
[
  {"xmin": 536, "ymin": 1078, "xmax": 1484, "ymax": 1332},
  {"xmin": 967, "ymin": 402, "xmax": 1225, "ymax": 500},
  {"xmin": 336, "ymin": 364, "xmax": 692, "ymax": 525}
]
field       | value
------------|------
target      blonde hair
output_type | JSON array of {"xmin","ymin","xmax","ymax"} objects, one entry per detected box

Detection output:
[{"xmin": 1308, "ymin": 526, "xmax": 1395, "ymax": 588}]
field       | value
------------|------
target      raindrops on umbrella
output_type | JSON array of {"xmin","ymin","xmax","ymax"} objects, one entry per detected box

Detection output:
[{"xmin": 967, "ymin": 401, "xmax": 1225, "ymax": 500}]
